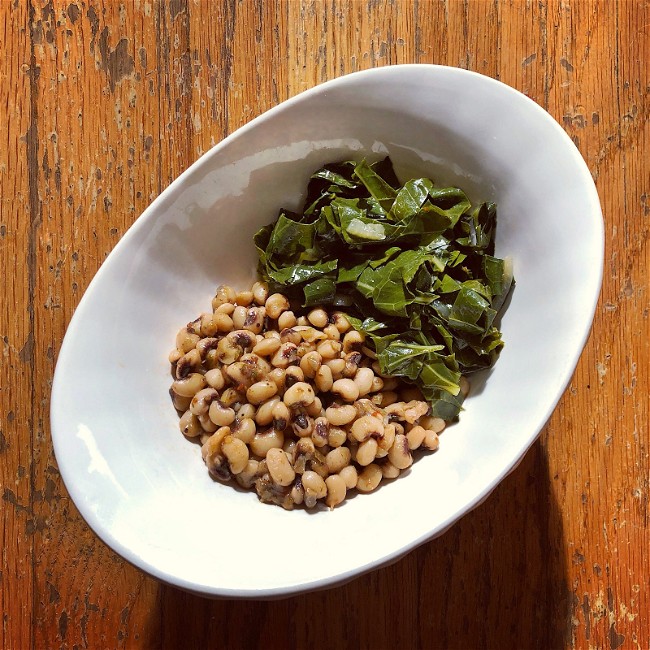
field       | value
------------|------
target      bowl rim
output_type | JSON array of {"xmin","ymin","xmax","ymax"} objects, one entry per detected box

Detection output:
[{"xmin": 50, "ymin": 63, "xmax": 604, "ymax": 598}]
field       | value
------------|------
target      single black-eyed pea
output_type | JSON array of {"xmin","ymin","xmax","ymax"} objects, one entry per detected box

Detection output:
[
  {"xmin": 169, "ymin": 348, "xmax": 183, "ymax": 364},
  {"xmin": 214, "ymin": 302, "xmax": 235, "ymax": 315},
  {"xmin": 280, "ymin": 327, "xmax": 302, "ymax": 346},
  {"xmin": 314, "ymin": 364, "xmax": 333, "ymax": 393},
  {"xmin": 242, "ymin": 306, "xmax": 266, "ymax": 334},
  {"xmin": 252, "ymin": 281, "xmax": 269, "ymax": 305},
  {"xmin": 291, "ymin": 412, "xmax": 314, "ymax": 438},
  {"xmin": 311, "ymin": 417, "xmax": 329, "ymax": 447},
  {"xmin": 217, "ymin": 336, "xmax": 241, "ymax": 366},
  {"xmin": 316, "ymin": 339, "xmax": 342, "ymax": 360},
  {"xmin": 307, "ymin": 308, "xmax": 329, "ymax": 328},
  {"xmin": 253, "ymin": 336, "xmax": 281, "ymax": 357},
  {"xmin": 176, "ymin": 328, "xmax": 200, "ymax": 353},
  {"xmin": 325, "ymin": 403, "xmax": 357, "ymax": 426},
  {"xmin": 381, "ymin": 460, "xmax": 401, "ymax": 479},
  {"xmin": 422, "ymin": 430, "xmax": 440, "ymax": 451},
  {"xmin": 208, "ymin": 400, "xmax": 236, "ymax": 426},
  {"xmin": 220, "ymin": 387, "xmax": 244, "ymax": 408},
  {"xmin": 339, "ymin": 465, "xmax": 358, "ymax": 490},
  {"xmin": 292, "ymin": 437, "xmax": 316, "ymax": 474},
  {"xmin": 200, "ymin": 312, "xmax": 220, "ymax": 337},
  {"xmin": 356, "ymin": 464, "xmax": 382, "ymax": 493},
  {"xmin": 302, "ymin": 470, "xmax": 327, "ymax": 508},
  {"xmin": 284, "ymin": 365, "xmax": 304, "ymax": 387},
  {"xmin": 235, "ymin": 290, "xmax": 254, "ymax": 306},
  {"xmin": 370, "ymin": 376, "xmax": 384, "ymax": 393},
  {"xmin": 325, "ymin": 474, "xmax": 347, "ymax": 509},
  {"xmin": 331, "ymin": 378, "xmax": 360, "ymax": 402},
  {"xmin": 249, "ymin": 428, "xmax": 284, "ymax": 457},
  {"xmin": 388, "ymin": 434, "xmax": 413, "ymax": 470},
  {"xmin": 169, "ymin": 388, "xmax": 191, "ymax": 412},
  {"xmin": 330, "ymin": 311, "xmax": 351, "ymax": 334},
  {"xmin": 325, "ymin": 357, "xmax": 346, "ymax": 380},
  {"xmin": 232, "ymin": 305, "xmax": 247, "ymax": 330},
  {"xmin": 350, "ymin": 415, "xmax": 384, "ymax": 442},
  {"xmin": 325, "ymin": 446, "xmax": 351, "ymax": 474},
  {"xmin": 203, "ymin": 350, "xmax": 221, "ymax": 370},
  {"xmin": 305, "ymin": 396, "xmax": 323, "ymax": 418},
  {"xmin": 255, "ymin": 397, "xmax": 281, "ymax": 426},
  {"xmin": 266, "ymin": 448, "xmax": 296, "ymax": 486},
  {"xmin": 235, "ymin": 459, "xmax": 260, "ymax": 489},
  {"xmin": 290, "ymin": 480, "xmax": 304, "ymax": 505},
  {"xmin": 277, "ymin": 310, "xmax": 297, "ymax": 330},
  {"xmin": 267, "ymin": 367, "xmax": 286, "ymax": 394},
  {"xmin": 179, "ymin": 409, "xmax": 202, "ymax": 437},
  {"xmin": 213, "ymin": 284, "xmax": 237, "ymax": 308},
  {"xmin": 418, "ymin": 415, "xmax": 447, "ymax": 434},
  {"xmin": 342, "ymin": 329, "xmax": 365, "ymax": 353},
  {"xmin": 172, "ymin": 372, "xmax": 206, "ymax": 398},
  {"xmin": 246, "ymin": 380, "xmax": 278, "ymax": 405},
  {"xmin": 231, "ymin": 416, "xmax": 256, "ymax": 444},
  {"xmin": 271, "ymin": 342, "xmax": 299, "ymax": 368},
  {"xmin": 222, "ymin": 435, "xmax": 249, "ymax": 474},
  {"xmin": 296, "ymin": 341, "xmax": 316, "ymax": 359},
  {"xmin": 272, "ymin": 400, "xmax": 290, "ymax": 431},
  {"xmin": 406, "ymin": 425, "xmax": 426, "ymax": 450},
  {"xmin": 328, "ymin": 425, "xmax": 347, "ymax": 448},
  {"xmin": 175, "ymin": 348, "xmax": 202, "ymax": 379},
  {"xmin": 353, "ymin": 367, "xmax": 375, "ymax": 396},
  {"xmin": 265, "ymin": 293, "xmax": 290, "ymax": 319},
  {"xmin": 195, "ymin": 337, "xmax": 220, "ymax": 360},
  {"xmin": 378, "ymin": 423, "xmax": 396, "ymax": 452},
  {"xmin": 300, "ymin": 350, "xmax": 322, "ymax": 378},
  {"xmin": 203, "ymin": 368, "xmax": 224, "ymax": 391},
  {"xmin": 342, "ymin": 351, "xmax": 362, "ymax": 378},
  {"xmin": 356, "ymin": 438, "xmax": 379, "ymax": 466},
  {"xmin": 323, "ymin": 324, "xmax": 340, "ymax": 341},
  {"xmin": 296, "ymin": 315, "xmax": 309, "ymax": 326},
  {"xmin": 226, "ymin": 362, "xmax": 256, "ymax": 389},
  {"xmin": 236, "ymin": 402, "xmax": 256, "ymax": 419},
  {"xmin": 283, "ymin": 381, "xmax": 316, "ymax": 407},
  {"xmin": 190, "ymin": 387, "xmax": 219, "ymax": 416}
]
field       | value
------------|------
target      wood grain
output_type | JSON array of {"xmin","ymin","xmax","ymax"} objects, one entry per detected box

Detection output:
[{"xmin": 0, "ymin": 1, "xmax": 647, "ymax": 648}]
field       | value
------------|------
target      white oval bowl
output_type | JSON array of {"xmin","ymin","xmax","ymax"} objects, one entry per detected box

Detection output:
[{"xmin": 51, "ymin": 65, "xmax": 603, "ymax": 598}]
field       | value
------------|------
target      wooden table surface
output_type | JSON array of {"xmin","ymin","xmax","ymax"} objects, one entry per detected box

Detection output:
[{"xmin": 1, "ymin": 1, "xmax": 648, "ymax": 648}]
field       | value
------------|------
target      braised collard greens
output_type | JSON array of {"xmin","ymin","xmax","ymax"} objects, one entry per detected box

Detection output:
[{"xmin": 254, "ymin": 158, "xmax": 514, "ymax": 420}]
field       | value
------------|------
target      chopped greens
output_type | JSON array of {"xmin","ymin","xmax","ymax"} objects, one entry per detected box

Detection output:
[{"xmin": 254, "ymin": 158, "xmax": 514, "ymax": 420}]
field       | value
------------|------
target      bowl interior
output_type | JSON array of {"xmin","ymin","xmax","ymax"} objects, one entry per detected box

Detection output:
[{"xmin": 51, "ymin": 66, "xmax": 602, "ymax": 596}]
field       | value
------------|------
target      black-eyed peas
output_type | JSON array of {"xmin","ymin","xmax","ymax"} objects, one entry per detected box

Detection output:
[{"xmin": 170, "ymin": 283, "xmax": 458, "ymax": 510}]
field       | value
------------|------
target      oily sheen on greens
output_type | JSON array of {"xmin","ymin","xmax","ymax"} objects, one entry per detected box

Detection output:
[{"xmin": 254, "ymin": 158, "xmax": 513, "ymax": 420}]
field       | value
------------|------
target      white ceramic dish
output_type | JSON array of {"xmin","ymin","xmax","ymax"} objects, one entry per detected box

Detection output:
[{"xmin": 51, "ymin": 65, "xmax": 603, "ymax": 598}]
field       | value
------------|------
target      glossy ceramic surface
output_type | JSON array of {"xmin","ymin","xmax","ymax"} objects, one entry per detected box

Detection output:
[{"xmin": 50, "ymin": 65, "xmax": 603, "ymax": 597}]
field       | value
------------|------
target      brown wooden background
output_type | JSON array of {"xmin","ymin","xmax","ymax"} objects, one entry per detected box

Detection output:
[{"xmin": 1, "ymin": 1, "xmax": 648, "ymax": 648}]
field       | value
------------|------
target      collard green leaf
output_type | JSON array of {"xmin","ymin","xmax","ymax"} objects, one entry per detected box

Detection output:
[{"xmin": 253, "ymin": 156, "xmax": 513, "ymax": 419}]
